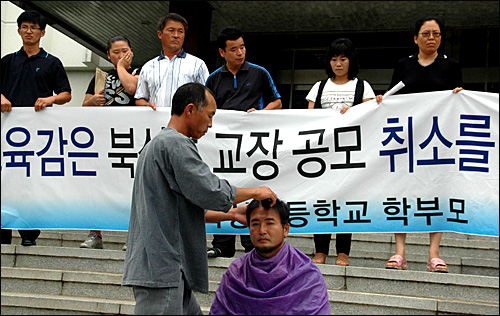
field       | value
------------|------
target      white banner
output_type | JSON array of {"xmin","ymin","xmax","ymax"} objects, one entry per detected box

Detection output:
[{"xmin": 1, "ymin": 90, "xmax": 498, "ymax": 236}]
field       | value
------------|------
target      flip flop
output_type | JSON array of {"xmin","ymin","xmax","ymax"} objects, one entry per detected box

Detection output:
[
  {"xmin": 385, "ymin": 255, "xmax": 407, "ymax": 270},
  {"xmin": 427, "ymin": 258, "xmax": 449, "ymax": 273}
]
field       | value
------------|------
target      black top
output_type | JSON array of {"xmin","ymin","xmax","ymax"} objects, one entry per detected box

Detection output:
[
  {"xmin": 388, "ymin": 53, "xmax": 463, "ymax": 94},
  {"xmin": 1, "ymin": 47, "xmax": 71, "ymax": 106},
  {"xmin": 205, "ymin": 61, "xmax": 281, "ymax": 111},
  {"xmin": 85, "ymin": 67, "xmax": 141, "ymax": 106}
]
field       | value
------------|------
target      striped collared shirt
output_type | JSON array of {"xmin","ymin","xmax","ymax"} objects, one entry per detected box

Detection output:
[{"xmin": 135, "ymin": 49, "xmax": 209, "ymax": 107}]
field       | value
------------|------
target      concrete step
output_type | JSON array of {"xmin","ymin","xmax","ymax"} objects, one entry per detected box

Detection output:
[
  {"xmin": 1, "ymin": 245, "xmax": 125, "ymax": 274},
  {"xmin": 10, "ymin": 230, "xmax": 129, "ymax": 251},
  {"xmin": 5, "ymin": 288, "xmax": 495, "ymax": 316},
  {"xmin": 207, "ymin": 257, "xmax": 499, "ymax": 304},
  {"xmin": 11, "ymin": 230, "xmax": 499, "ymax": 258},
  {"xmin": 1, "ymin": 267, "xmax": 132, "ymax": 301},
  {"xmin": 195, "ymin": 281, "xmax": 499, "ymax": 315},
  {"xmin": 1, "ymin": 291, "xmax": 211, "ymax": 316},
  {"xmin": 0, "ymin": 266, "xmax": 209, "ymax": 315},
  {"xmin": 3, "ymin": 264, "xmax": 498, "ymax": 315},
  {"xmin": 229, "ymin": 248, "xmax": 499, "ymax": 277},
  {"xmin": 209, "ymin": 232, "xmax": 499, "ymax": 260},
  {"xmin": 7, "ymin": 230, "xmax": 499, "ymax": 277},
  {"xmin": 327, "ymin": 289, "xmax": 499, "ymax": 315},
  {"xmin": 1, "ymin": 291, "xmax": 134, "ymax": 315},
  {"xmin": 10, "ymin": 230, "xmax": 499, "ymax": 257},
  {"xmin": 4, "ymin": 243, "xmax": 497, "ymax": 300},
  {"xmin": 209, "ymin": 233, "xmax": 499, "ymax": 277},
  {"xmin": 2, "ymin": 245, "xmax": 498, "ymax": 315}
]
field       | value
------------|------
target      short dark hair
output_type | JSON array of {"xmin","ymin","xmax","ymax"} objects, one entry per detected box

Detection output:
[
  {"xmin": 158, "ymin": 13, "xmax": 188, "ymax": 32},
  {"xmin": 171, "ymin": 82, "xmax": 214, "ymax": 116},
  {"xmin": 17, "ymin": 10, "xmax": 47, "ymax": 30},
  {"xmin": 217, "ymin": 26, "xmax": 244, "ymax": 50},
  {"xmin": 414, "ymin": 16, "xmax": 444, "ymax": 37},
  {"xmin": 246, "ymin": 199, "xmax": 290, "ymax": 227},
  {"xmin": 325, "ymin": 38, "xmax": 359, "ymax": 80},
  {"xmin": 106, "ymin": 35, "xmax": 132, "ymax": 52}
]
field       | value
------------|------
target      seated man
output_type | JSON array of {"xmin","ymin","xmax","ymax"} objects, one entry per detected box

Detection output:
[{"xmin": 210, "ymin": 199, "xmax": 330, "ymax": 315}]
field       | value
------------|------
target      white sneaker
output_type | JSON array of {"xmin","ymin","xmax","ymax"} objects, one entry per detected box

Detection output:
[{"xmin": 80, "ymin": 232, "xmax": 103, "ymax": 249}]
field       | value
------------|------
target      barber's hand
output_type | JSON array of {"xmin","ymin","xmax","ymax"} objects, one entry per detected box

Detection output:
[
  {"xmin": 1, "ymin": 94, "xmax": 12, "ymax": 113},
  {"xmin": 453, "ymin": 87, "xmax": 464, "ymax": 93},
  {"xmin": 253, "ymin": 186, "xmax": 277, "ymax": 206},
  {"xmin": 147, "ymin": 102, "xmax": 156, "ymax": 110},
  {"xmin": 89, "ymin": 89, "xmax": 106, "ymax": 106},
  {"xmin": 376, "ymin": 94, "xmax": 384, "ymax": 104},
  {"xmin": 118, "ymin": 52, "xmax": 133, "ymax": 69},
  {"xmin": 34, "ymin": 96, "xmax": 56, "ymax": 112},
  {"xmin": 231, "ymin": 204, "xmax": 249, "ymax": 226},
  {"xmin": 247, "ymin": 108, "xmax": 257, "ymax": 113}
]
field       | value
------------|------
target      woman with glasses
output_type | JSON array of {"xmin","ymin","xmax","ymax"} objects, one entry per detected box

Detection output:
[
  {"xmin": 377, "ymin": 16, "xmax": 463, "ymax": 97},
  {"xmin": 376, "ymin": 16, "xmax": 464, "ymax": 273}
]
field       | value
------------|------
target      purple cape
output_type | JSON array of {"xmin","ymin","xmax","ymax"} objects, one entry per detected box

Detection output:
[{"xmin": 209, "ymin": 242, "xmax": 330, "ymax": 315}]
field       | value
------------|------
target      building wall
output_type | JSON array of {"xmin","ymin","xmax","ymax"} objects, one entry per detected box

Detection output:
[{"xmin": 1, "ymin": 1, "xmax": 113, "ymax": 107}]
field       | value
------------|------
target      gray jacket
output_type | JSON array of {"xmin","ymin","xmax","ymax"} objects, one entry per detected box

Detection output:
[{"xmin": 122, "ymin": 128, "xmax": 236, "ymax": 293}]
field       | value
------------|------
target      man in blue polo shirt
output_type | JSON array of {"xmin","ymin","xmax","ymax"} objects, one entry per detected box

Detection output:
[
  {"xmin": 205, "ymin": 26, "xmax": 282, "ymax": 258},
  {"xmin": 1, "ymin": 10, "xmax": 72, "ymax": 246},
  {"xmin": 206, "ymin": 26, "xmax": 282, "ymax": 113}
]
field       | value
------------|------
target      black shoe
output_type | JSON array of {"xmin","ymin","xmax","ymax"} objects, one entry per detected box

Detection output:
[
  {"xmin": 207, "ymin": 247, "xmax": 223, "ymax": 258},
  {"xmin": 21, "ymin": 238, "xmax": 36, "ymax": 246}
]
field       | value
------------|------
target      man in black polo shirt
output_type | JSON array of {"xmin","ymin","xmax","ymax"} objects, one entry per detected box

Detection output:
[
  {"xmin": 205, "ymin": 26, "xmax": 282, "ymax": 258},
  {"xmin": 1, "ymin": 10, "xmax": 71, "ymax": 112},
  {"xmin": 1, "ymin": 10, "xmax": 72, "ymax": 246}
]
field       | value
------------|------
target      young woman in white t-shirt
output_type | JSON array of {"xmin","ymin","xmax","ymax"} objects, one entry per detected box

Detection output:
[
  {"xmin": 306, "ymin": 38, "xmax": 375, "ymax": 113},
  {"xmin": 305, "ymin": 38, "xmax": 375, "ymax": 266}
]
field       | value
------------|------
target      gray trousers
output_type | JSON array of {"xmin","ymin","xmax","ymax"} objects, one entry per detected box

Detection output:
[{"xmin": 132, "ymin": 273, "xmax": 203, "ymax": 315}]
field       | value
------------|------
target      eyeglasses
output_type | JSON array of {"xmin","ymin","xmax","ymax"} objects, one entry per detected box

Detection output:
[
  {"xmin": 420, "ymin": 31, "xmax": 441, "ymax": 38},
  {"xmin": 20, "ymin": 25, "xmax": 41, "ymax": 32}
]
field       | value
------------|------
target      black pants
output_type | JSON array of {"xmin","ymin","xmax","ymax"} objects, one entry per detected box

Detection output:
[
  {"xmin": 211, "ymin": 234, "xmax": 254, "ymax": 257},
  {"xmin": 313, "ymin": 233, "xmax": 352, "ymax": 256},
  {"xmin": 0, "ymin": 229, "xmax": 40, "ymax": 244},
  {"xmin": 1, "ymin": 229, "xmax": 12, "ymax": 244}
]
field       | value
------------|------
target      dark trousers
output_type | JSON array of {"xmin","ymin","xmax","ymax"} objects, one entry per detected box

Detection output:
[
  {"xmin": 1, "ymin": 229, "xmax": 40, "ymax": 244},
  {"xmin": 313, "ymin": 233, "xmax": 352, "ymax": 256},
  {"xmin": 211, "ymin": 234, "xmax": 254, "ymax": 257},
  {"xmin": 19, "ymin": 229, "xmax": 41, "ymax": 242},
  {"xmin": 1, "ymin": 229, "xmax": 12, "ymax": 244}
]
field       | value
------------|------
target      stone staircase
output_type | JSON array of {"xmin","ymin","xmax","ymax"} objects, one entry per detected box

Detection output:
[{"xmin": 1, "ymin": 230, "xmax": 498, "ymax": 315}]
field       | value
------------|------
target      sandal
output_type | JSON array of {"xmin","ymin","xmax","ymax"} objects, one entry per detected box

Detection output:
[
  {"xmin": 312, "ymin": 252, "xmax": 327, "ymax": 264},
  {"xmin": 335, "ymin": 253, "xmax": 350, "ymax": 266},
  {"xmin": 427, "ymin": 258, "xmax": 449, "ymax": 273},
  {"xmin": 385, "ymin": 255, "xmax": 407, "ymax": 270}
]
